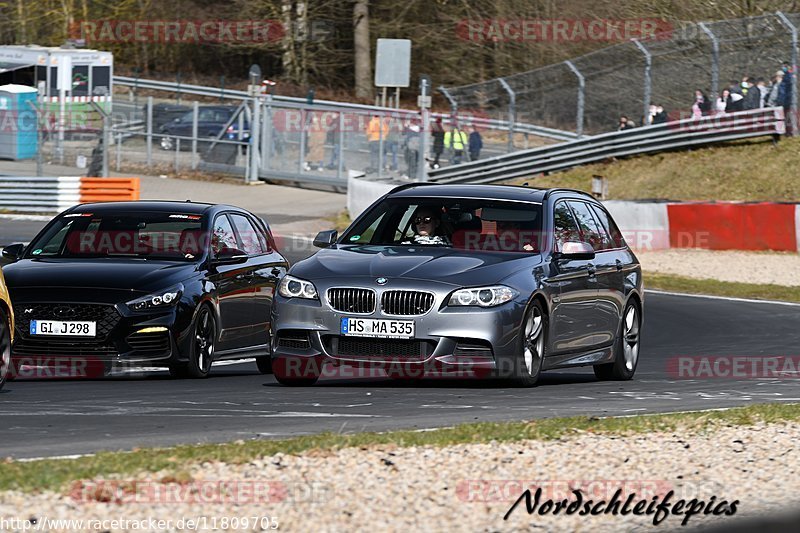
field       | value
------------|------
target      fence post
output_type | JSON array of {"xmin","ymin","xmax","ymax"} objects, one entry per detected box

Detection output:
[
  {"xmin": 263, "ymin": 95, "xmax": 273, "ymax": 170},
  {"xmin": 565, "ymin": 60, "xmax": 585, "ymax": 137},
  {"xmin": 191, "ymin": 101, "xmax": 199, "ymax": 170},
  {"xmin": 249, "ymin": 96, "xmax": 261, "ymax": 183},
  {"xmin": 337, "ymin": 112, "xmax": 345, "ymax": 180},
  {"xmin": 631, "ymin": 39, "xmax": 652, "ymax": 126},
  {"xmin": 438, "ymin": 86, "xmax": 458, "ymax": 124},
  {"xmin": 146, "ymin": 96, "xmax": 153, "ymax": 166},
  {"xmin": 498, "ymin": 78, "xmax": 516, "ymax": 152},
  {"xmin": 776, "ymin": 11, "xmax": 798, "ymax": 136},
  {"xmin": 698, "ymin": 23, "xmax": 719, "ymax": 101}
]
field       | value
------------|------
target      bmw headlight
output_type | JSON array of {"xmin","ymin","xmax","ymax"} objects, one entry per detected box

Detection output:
[
  {"xmin": 448, "ymin": 285, "xmax": 517, "ymax": 308},
  {"xmin": 278, "ymin": 275, "xmax": 318, "ymax": 300},
  {"xmin": 127, "ymin": 284, "xmax": 184, "ymax": 312}
]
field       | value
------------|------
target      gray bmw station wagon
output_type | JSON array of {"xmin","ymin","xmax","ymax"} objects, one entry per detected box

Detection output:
[{"xmin": 271, "ymin": 184, "xmax": 643, "ymax": 387}]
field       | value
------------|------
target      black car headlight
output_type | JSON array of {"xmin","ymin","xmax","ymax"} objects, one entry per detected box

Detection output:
[
  {"xmin": 448, "ymin": 285, "xmax": 517, "ymax": 308},
  {"xmin": 278, "ymin": 275, "xmax": 318, "ymax": 300},
  {"xmin": 127, "ymin": 284, "xmax": 184, "ymax": 312}
]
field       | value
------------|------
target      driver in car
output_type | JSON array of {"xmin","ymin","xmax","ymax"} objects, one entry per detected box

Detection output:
[{"xmin": 402, "ymin": 207, "xmax": 451, "ymax": 245}]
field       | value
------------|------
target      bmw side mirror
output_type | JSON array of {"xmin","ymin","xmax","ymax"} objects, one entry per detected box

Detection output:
[
  {"xmin": 1, "ymin": 243, "xmax": 25, "ymax": 262},
  {"xmin": 211, "ymin": 247, "xmax": 248, "ymax": 265},
  {"xmin": 313, "ymin": 230, "xmax": 338, "ymax": 248},
  {"xmin": 555, "ymin": 241, "xmax": 595, "ymax": 261}
]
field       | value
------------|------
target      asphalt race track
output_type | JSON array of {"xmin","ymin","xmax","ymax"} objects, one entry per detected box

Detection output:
[{"xmin": 1, "ymin": 219, "xmax": 799, "ymax": 459}]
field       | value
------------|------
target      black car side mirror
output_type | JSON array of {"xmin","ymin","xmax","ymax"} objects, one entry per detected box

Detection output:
[
  {"xmin": 313, "ymin": 230, "xmax": 338, "ymax": 248},
  {"xmin": 1, "ymin": 243, "xmax": 25, "ymax": 262},
  {"xmin": 211, "ymin": 247, "xmax": 248, "ymax": 265},
  {"xmin": 554, "ymin": 241, "xmax": 595, "ymax": 261}
]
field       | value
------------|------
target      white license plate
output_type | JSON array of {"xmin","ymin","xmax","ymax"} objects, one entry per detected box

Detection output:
[
  {"xmin": 340, "ymin": 318, "xmax": 414, "ymax": 339},
  {"xmin": 30, "ymin": 320, "xmax": 96, "ymax": 337}
]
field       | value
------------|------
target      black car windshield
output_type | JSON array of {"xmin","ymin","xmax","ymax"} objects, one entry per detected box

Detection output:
[
  {"xmin": 342, "ymin": 197, "xmax": 543, "ymax": 253},
  {"xmin": 26, "ymin": 211, "xmax": 207, "ymax": 261}
]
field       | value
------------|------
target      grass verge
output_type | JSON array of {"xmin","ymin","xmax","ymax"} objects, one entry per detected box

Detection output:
[
  {"xmin": 505, "ymin": 136, "xmax": 800, "ymax": 202},
  {"xmin": 2, "ymin": 403, "xmax": 799, "ymax": 494},
  {"xmin": 645, "ymin": 272, "xmax": 800, "ymax": 303}
]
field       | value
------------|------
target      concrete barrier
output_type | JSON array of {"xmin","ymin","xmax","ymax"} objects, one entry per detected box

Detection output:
[
  {"xmin": 0, "ymin": 177, "xmax": 140, "ymax": 213},
  {"xmin": 346, "ymin": 176, "xmax": 394, "ymax": 220}
]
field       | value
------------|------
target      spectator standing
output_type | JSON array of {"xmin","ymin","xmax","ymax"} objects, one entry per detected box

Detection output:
[
  {"xmin": 716, "ymin": 89, "xmax": 732, "ymax": 114},
  {"xmin": 768, "ymin": 71, "xmax": 784, "ymax": 107},
  {"xmin": 384, "ymin": 116, "xmax": 400, "ymax": 172},
  {"xmin": 431, "ymin": 117, "xmax": 445, "ymax": 168},
  {"xmin": 653, "ymin": 105, "xmax": 668, "ymax": 124},
  {"xmin": 444, "ymin": 124, "xmax": 468, "ymax": 164},
  {"xmin": 403, "ymin": 122, "xmax": 421, "ymax": 180},
  {"xmin": 618, "ymin": 116, "xmax": 636, "ymax": 130},
  {"xmin": 304, "ymin": 114, "xmax": 326, "ymax": 171},
  {"xmin": 742, "ymin": 77, "xmax": 761, "ymax": 110},
  {"xmin": 692, "ymin": 90, "xmax": 711, "ymax": 118},
  {"xmin": 468, "ymin": 126, "xmax": 483, "ymax": 161},
  {"xmin": 366, "ymin": 115, "xmax": 387, "ymax": 173},
  {"xmin": 756, "ymin": 78, "xmax": 769, "ymax": 108}
]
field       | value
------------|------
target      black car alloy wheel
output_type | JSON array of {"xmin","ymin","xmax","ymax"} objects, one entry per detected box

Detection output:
[
  {"xmin": 594, "ymin": 300, "xmax": 640, "ymax": 381},
  {"xmin": 172, "ymin": 306, "xmax": 217, "ymax": 379}
]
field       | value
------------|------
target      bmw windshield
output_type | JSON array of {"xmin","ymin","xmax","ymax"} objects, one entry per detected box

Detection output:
[
  {"xmin": 25, "ymin": 211, "xmax": 208, "ymax": 261},
  {"xmin": 341, "ymin": 197, "xmax": 544, "ymax": 253}
]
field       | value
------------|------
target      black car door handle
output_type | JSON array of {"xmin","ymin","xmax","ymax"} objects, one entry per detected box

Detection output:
[{"xmin": 616, "ymin": 259, "xmax": 623, "ymax": 271}]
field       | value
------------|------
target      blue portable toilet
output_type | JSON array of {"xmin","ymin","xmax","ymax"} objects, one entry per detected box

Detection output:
[{"xmin": 0, "ymin": 84, "xmax": 38, "ymax": 160}]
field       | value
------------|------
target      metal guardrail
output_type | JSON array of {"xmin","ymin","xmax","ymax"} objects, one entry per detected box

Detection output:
[
  {"xmin": 426, "ymin": 108, "xmax": 786, "ymax": 184},
  {"xmin": 113, "ymin": 76, "xmax": 579, "ymax": 142}
]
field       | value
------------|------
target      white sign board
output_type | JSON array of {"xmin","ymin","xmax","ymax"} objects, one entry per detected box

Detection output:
[{"xmin": 374, "ymin": 39, "xmax": 411, "ymax": 88}]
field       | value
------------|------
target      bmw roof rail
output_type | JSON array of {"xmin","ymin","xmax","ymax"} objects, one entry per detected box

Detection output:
[
  {"xmin": 543, "ymin": 188, "xmax": 597, "ymax": 201},
  {"xmin": 387, "ymin": 182, "xmax": 439, "ymax": 194}
]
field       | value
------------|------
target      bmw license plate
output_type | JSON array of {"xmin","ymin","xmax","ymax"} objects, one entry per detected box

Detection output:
[
  {"xmin": 340, "ymin": 318, "xmax": 414, "ymax": 339},
  {"xmin": 30, "ymin": 320, "xmax": 96, "ymax": 337}
]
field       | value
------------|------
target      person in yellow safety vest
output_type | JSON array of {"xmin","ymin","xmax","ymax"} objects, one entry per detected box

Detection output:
[
  {"xmin": 366, "ymin": 115, "xmax": 389, "ymax": 173},
  {"xmin": 444, "ymin": 126, "xmax": 468, "ymax": 165}
]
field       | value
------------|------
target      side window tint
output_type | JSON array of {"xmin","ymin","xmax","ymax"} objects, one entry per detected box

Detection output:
[
  {"xmin": 553, "ymin": 202, "xmax": 581, "ymax": 252},
  {"xmin": 567, "ymin": 201, "xmax": 606, "ymax": 251},
  {"xmin": 231, "ymin": 214, "xmax": 265, "ymax": 255},
  {"xmin": 211, "ymin": 215, "xmax": 239, "ymax": 255},
  {"xmin": 589, "ymin": 204, "xmax": 625, "ymax": 249}
]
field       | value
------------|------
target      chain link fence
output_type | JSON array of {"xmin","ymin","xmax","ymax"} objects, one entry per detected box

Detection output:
[{"xmin": 441, "ymin": 12, "xmax": 800, "ymax": 137}]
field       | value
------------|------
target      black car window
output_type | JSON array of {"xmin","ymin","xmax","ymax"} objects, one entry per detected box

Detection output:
[
  {"xmin": 26, "ymin": 212, "xmax": 204, "ymax": 260},
  {"xmin": 212, "ymin": 214, "xmax": 239, "ymax": 254},
  {"xmin": 588, "ymin": 204, "xmax": 626, "ymax": 249},
  {"xmin": 567, "ymin": 201, "xmax": 605, "ymax": 251},
  {"xmin": 198, "ymin": 109, "xmax": 218, "ymax": 121},
  {"xmin": 230, "ymin": 214, "xmax": 265, "ymax": 255},
  {"xmin": 553, "ymin": 202, "xmax": 581, "ymax": 252}
]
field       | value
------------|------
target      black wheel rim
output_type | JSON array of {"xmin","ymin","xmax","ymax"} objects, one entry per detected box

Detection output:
[{"xmin": 195, "ymin": 310, "xmax": 214, "ymax": 373}]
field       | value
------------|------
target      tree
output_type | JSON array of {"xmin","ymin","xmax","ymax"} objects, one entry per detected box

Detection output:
[{"xmin": 353, "ymin": 0, "xmax": 372, "ymax": 100}]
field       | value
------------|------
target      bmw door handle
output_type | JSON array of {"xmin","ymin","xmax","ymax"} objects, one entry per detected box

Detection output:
[{"xmin": 615, "ymin": 259, "xmax": 623, "ymax": 271}]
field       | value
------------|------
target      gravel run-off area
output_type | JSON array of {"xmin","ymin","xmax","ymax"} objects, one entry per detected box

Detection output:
[
  {"xmin": 636, "ymin": 249, "xmax": 800, "ymax": 287},
  {"xmin": 0, "ymin": 421, "xmax": 797, "ymax": 532}
]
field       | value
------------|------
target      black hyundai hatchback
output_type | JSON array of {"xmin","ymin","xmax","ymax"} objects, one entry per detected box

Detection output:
[{"xmin": 1, "ymin": 201, "xmax": 287, "ymax": 379}]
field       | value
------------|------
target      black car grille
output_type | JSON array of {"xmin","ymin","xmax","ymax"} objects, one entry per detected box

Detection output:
[
  {"xmin": 14, "ymin": 303, "xmax": 120, "ymax": 340},
  {"xmin": 12, "ymin": 339, "xmax": 118, "ymax": 358},
  {"xmin": 277, "ymin": 330, "xmax": 311, "ymax": 350},
  {"xmin": 381, "ymin": 290, "xmax": 435, "ymax": 316},
  {"xmin": 327, "ymin": 288, "xmax": 376, "ymax": 314},
  {"xmin": 126, "ymin": 331, "xmax": 171, "ymax": 357},
  {"xmin": 324, "ymin": 336, "xmax": 434, "ymax": 359}
]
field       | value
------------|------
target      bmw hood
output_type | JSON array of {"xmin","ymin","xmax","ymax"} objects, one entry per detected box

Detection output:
[
  {"xmin": 290, "ymin": 245, "xmax": 540, "ymax": 285},
  {"xmin": 2, "ymin": 258, "xmax": 197, "ymax": 293}
]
